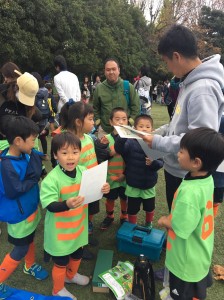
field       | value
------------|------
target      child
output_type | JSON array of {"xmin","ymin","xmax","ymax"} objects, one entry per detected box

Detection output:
[
  {"xmin": 158, "ymin": 127, "xmax": 224, "ymax": 300},
  {"xmin": 66, "ymin": 102, "xmax": 99, "ymax": 234},
  {"xmin": 40, "ymin": 132, "xmax": 109, "ymax": 299},
  {"xmin": 99, "ymin": 107, "xmax": 128, "ymax": 230},
  {"xmin": 115, "ymin": 114, "xmax": 163, "ymax": 228},
  {"xmin": 0, "ymin": 116, "xmax": 48, "ymax": 300},
  {"xmin": 45, "ymin": 82, "xmax": 58, "ymax": 132}
]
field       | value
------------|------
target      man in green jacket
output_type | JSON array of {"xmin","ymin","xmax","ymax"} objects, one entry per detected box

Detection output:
[{"xmin": 93, "ymin": 58, "xmax": 140, "ymax": 137}]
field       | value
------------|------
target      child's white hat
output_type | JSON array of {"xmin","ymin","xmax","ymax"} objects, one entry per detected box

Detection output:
[{"xmin": 15, "ymin": 70, "xmax": 39, "ymax": 106}]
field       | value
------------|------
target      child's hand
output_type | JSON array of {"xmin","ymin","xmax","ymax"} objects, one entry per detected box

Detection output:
[
  {"xmin": 146, "ymin": 157, "xmax": 152, "ymax": 166},
  {"xmin": 115, "ymin": 174, "xmax": 125, "ymax": 182},
  {"xmin": 158, "ymin": 215, "xmax": 172, "ymax": 229},
  {"xmin": 101, "ymin": 183, "xmax": 110, "ymax": 194},
  {"xmin": 66, "ymin": 196, "xmax": 84, "ymax": 209},
  {"xmin": 100, "ymin": 136, "xmax": 109, "ymax": 145}
]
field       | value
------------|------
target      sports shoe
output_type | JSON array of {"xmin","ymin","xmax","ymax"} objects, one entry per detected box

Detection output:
[
  {"xmin": 145, "ymin": 222, "xmax": 153, "ymax": 230},
  {"xmin": 52, "ymin": 287, "xmax": 77, "ymax": 300},
  {"xmin": 0, "ymin": 283, "xmax": 14, "ymax": 299},
  {"xmin": 88, "ymin": 221, "xmax": 93, "ymax": 234},
  {"xmin": 65, "ymin": 273, "xmax": 89, "ymax": 285},
  {"xmin": 120, "ymin": 218, "xmax": 128, "ymax": 225},
  {"xmin": 23, "ymin": 263, "xmax": 48, "ymax": 280},
  {"xmin": 100, "ymin": 216, "xmax": 114, "ymax": 230}
]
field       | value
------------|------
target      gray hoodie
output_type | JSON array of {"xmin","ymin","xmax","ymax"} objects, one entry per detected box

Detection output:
[
  {"xmin": 152, "ymin": 54, "xmax": 224, "ymax": 178},
  {"xmin": 137, "ymin": 76, "xmax": 152, "ymax": 91}
]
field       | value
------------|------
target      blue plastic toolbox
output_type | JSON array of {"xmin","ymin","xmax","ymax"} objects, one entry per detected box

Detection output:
[{"xmin": 116, "ymin": 222, "xmax": 165, "ymax": 261}]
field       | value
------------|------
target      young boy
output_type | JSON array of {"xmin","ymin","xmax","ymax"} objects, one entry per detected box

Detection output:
[
  {"xmin": 158, "ymin": 127, "xmax": 224, "ymax": 300},
  {"xmin": 99, "ymin": 107, "xmax": 128, "ymax": 230},
  {"xmin": 0, "ymin": 116, "xmax": 48, "ymax": 299},
  {"xmin": 40, "ymin": 132, "xmax": 110, "ymax": 299},
  {"xmin": 115, "ymin": 114, "xmax": 163, "ymax": 228}
]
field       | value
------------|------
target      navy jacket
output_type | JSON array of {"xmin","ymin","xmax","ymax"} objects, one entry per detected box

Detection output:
[{"xmin": 115, "ymin": 137, "xmax": 163, "ymax": 189}]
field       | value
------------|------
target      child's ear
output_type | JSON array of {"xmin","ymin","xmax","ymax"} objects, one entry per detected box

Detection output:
[
  {"xmin": 194, "ymin": 157, "xmax": 203, "ymax": 170},
  {"xmin": 14, "ymin": 136, "xmax": 22, "ymax": 146},
  {"xmin": 53, "ymin": 153, "xmax": 58, "ymax": 160},
  {"xmin": 75, "ymin": 119, "xmax": 82, "ymax": 127},
  {"xmin": 109, "ymin": 119, "xmax": 113, "ymax": 126}
]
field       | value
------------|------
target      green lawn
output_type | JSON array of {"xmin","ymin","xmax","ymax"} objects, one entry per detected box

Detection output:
[{"xmin": 1, "ymin": 103, "xmax": 224, "ymax": 299}]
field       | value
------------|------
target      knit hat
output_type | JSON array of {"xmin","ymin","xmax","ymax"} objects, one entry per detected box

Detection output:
[{"xmin": 15, "ymin": 71, "xmax": 39, "ymax": 106}]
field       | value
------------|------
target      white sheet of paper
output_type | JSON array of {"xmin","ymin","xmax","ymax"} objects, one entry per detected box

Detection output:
[
  {"xmin": 114, "ymin": 125, "xmax": 151, "ymax": 139},
  {"xmin": 216, "ymin": 160, "xmax": 224, "ymax": 173},
  {"xmin": 79, "ymin": 160, "xmax": 108, "ymax": 204},
  {"xmin": 137, "ymin": 139, "xmax": 167, "ymax": 160}
]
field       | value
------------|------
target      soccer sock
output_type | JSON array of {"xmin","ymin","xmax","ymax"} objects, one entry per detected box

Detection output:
[
  {"xmin": 66, "ymin": 258, "xmax": 81, "ymax": 280},
  {"xmin": 120, "ymin": 199, "xmax": 128, "ymax": 220},
  {"xmin": 128, "ymin": 214, "xmax": 137, "ymax": 224},
  {"xmin": 89, "ymin": 215, "xmax": 94, "ymax": 222},
  {"xmin": 146, "ymin": 210, "xmax": 154, "ymax": 223},
  {"xmin": 213, "ymin": 203, "xmax": 219, "ymax": 217},
  {"xmin": 106, "ymin": 199, "xmax": 115, "ymax": 218},
  {"xmin": 52, "ymin": 264, "xmax": 66, "ymax": 294},
  {"xmin": 24, "ymin": 242, "xmax": 35, "ymax": 269},
  {"xmin": 0, "ymin": 253, "xmax": 20, "ymax": 283}
]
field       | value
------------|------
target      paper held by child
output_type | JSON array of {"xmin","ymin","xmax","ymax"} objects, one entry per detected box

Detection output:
[{"xmin": 79, "ymin": 160, "xmax": 108, "ymax": 204}]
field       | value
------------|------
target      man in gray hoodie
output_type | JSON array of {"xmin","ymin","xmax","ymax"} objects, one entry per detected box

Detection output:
[{"xmin": 142, "ymin": 24, "xmax": 224, "ymax": 211}]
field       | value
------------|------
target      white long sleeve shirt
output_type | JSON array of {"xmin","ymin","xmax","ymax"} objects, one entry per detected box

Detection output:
[{"xmin": 54, "ymin": 70, "xmax": 81, "ymax": 112}]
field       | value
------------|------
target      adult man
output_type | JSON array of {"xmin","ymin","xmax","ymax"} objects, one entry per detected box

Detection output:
[
  {"xmin": 54, "ymin": 55, "xmax": 81, "ymax": 113},
  {"xmin": 142, "ymin": 24, "xmax": 224, "ymax": 211},
  {"xmin": 93, "ymin": 58, "xmax": 140, "ymax": 138}
]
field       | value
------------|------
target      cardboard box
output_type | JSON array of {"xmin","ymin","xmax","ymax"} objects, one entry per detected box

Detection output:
[{"xmin": 92, "ymin": 249, "xmax": 113, "ymax": 293}]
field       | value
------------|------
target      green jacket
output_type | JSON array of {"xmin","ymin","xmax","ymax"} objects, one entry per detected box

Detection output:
[{"xmin": 93, "ymin": 78, "xmax": 140, "ymax": 133}]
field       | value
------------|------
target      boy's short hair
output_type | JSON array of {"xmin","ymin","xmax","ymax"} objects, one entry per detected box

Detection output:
[
  {"xmin": 51, "ymin": 132, "xmax": 81, "ymax": 156},
  {"xmin": 140, "ymin": 65, "xmax": 150, "ymax": 77},
  {"xmin": 54, "ymin": 55, "xmax": 67, "ymax": 71},
  {"xmin": 158, "ymin": 24, "xmax": 198, "ymax": 59},
  {"xmin": 45, "ymin": 82, "xmax": 52, "ymax": 90},
  {"xmin": 109, "ymin": 107, "xmax": 128, "ymax": 120},
  {"xmin": 180, "ymin": 127, "xmax": 224, "ymax": 172},
  {"xmin": 4, "ymin": 116, "xmax": 39, "ymax": 145},
  {"xmin": 134, "ymin": 114, "xmax": 153, "ymax": 127}
]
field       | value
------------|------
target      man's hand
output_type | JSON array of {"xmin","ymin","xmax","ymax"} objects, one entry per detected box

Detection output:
[
  {"xmin": 140, "ymin": 135, "xmax": 154, "ymax": 148},
  {"xmin": 66, "ymin": 196, "xmax": 84, "ymax": 209}
]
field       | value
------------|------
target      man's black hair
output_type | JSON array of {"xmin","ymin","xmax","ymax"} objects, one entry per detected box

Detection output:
[
  {"xmin": 51, "ymin": 132, "xmax": 81, "ymax": 156},
  {"xmin": 134, "ymin": 114, "xmax": 153, "ymax": 128},
  {"xmin": 54, "ymin": 55, "xmax": 67, "ymax": 71},
  {"xmin": 180, "ymin": 127, "xmax": 224, "ymax": 172},
  {"xmin": 158, "ymin": 24, "xmax": 198, "ymax": 59},
  {"xmin": 4, "ymin": 116, "xmax": 39, "ymax": 144},
  {"xmin": 104, "ymin": 57, "xmax": 120, "ymax": 68},
  {"xmin": 109, "ymin": 107, "xmax": 128, "ymax": 120}
]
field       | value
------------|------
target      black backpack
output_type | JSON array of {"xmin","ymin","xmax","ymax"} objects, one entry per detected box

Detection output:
[{"xmin": 35, "ymin": 95, "xmax": 50, "ymax": 119}]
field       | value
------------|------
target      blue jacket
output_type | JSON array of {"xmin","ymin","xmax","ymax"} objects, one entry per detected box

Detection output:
[
  {"xmin": 115, "ymin": 137, "xmax": 163, "ymax": 189},
  {"xmin": 0, "ymin": 148, "xmax": 43, "ymax": 224}
]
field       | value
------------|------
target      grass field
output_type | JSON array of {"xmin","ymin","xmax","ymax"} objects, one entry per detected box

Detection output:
[{"xmin": 1, "ymin": 103, "xmax": 224, "ymax": 299}]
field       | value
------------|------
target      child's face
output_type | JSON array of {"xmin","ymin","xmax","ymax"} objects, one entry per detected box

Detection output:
[
  {"xmin": 16, "ymin": 134, "xmax": 36, "ymax": 154},
  {"xmin": 82, "ymin": 113, "xmax": 94, "ymax": 134},
  {"xmin": 135, "ymin": 119, "xmax": 153, "ymax": 133},
  {"xmin": 110, "ymin": 111, "xmax": 128, "ymax": 127},
  {"xmin": 54, "ymin": 144, "xmax": 81, "ymax": 171},
  {"xmin": 177, "ymin": 148, "xmax": 195, "ymax": 171}
]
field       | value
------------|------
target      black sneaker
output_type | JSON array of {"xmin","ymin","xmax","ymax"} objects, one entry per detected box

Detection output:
[
  {"xmin": 100, "ymin": 217, "xmax": 114, "ymax": 230},
  {"xmin": 120, "ymin": 218, "xmax": 128, "ymax": 225}
]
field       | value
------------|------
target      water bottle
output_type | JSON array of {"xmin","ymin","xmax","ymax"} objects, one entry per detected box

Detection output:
[{"xmin": 132, "ymin": 254, "xmax": 155, "ymax": 300}]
